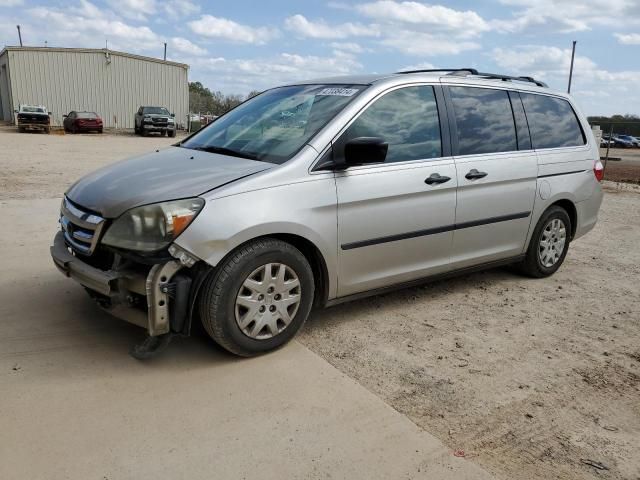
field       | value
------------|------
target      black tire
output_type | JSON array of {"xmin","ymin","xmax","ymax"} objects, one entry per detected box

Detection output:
[
  {"xmin": 134, "ymin": 122, "xmax": 139, "ymax": 135},
  {"xmin": 168, "ymin": 129, "xmax": 176, "ymax": 138},
  {"xmin": 199, "ymin": 238, "xmax": 315, "ymax": 357},
  {"xmin": 18, "ymin": 126, "xmax": 25, "ymax": 133},
  {"xmin": 518, "ymin": 205, "xmax": 571, "ymax": 278}
]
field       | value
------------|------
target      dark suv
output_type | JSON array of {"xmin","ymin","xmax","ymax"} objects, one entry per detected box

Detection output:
[{"xmin": 134, "ymin": 106, "xmax": 176, "ymax": 137}]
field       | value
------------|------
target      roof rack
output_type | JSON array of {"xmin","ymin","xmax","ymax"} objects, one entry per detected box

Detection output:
[{"xmin": 396, "ymin": 68, "xmax": 548, "ymax": 88}]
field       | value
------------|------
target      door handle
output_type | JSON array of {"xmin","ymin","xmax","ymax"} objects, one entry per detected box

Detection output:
[
  {"xmin": 465, "ymin": 169, "xmax": 488, "ymax": 180},
  {"xmin": 425, "ymin": 173, "xmax": 451, "ymax": 185}
]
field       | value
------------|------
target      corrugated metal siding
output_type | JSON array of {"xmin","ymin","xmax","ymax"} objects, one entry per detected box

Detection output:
[{"xmin": 7, "ymin": 49, "xmax": 188, "ymax": 128}]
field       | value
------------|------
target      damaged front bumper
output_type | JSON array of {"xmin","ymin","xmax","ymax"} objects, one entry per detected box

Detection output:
[{"xmin": 50, "ymin": 230, "xmax": 194, "ymax": 336}]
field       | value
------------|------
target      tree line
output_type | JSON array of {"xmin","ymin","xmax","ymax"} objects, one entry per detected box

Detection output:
[
  {"xmin": 189, "ymin": 81, "xmax": 260, "ymax": 116},
  {"xmin": 588, "ymin": 114, "xmax": 640, "ymax": 136}
]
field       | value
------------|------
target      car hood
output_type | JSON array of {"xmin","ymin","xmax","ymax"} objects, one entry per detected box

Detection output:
[{"xmin": 65, "ymin": 146, "xmax": 272, "ymax": 218}]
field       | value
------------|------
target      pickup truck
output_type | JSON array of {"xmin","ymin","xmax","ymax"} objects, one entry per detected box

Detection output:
[
  {"xmin": 134, "ymin": 106, "xmax": 176, "ymax": 137},
  {"xmin": 16, "ymin": 104, "xmax": 51, "ymax": 133}
]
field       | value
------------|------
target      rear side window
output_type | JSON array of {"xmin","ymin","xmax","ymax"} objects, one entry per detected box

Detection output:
[
  {"xmin": 449, "ymin": 87, "xmax": 517, "ymax": 155},
  {"xmin": 337, "ymin": 86, "xmax": 441, "ymax": 163},
  {"xmin": 520, "ymin": 93, "xmax": 586, "ymax": 149}
]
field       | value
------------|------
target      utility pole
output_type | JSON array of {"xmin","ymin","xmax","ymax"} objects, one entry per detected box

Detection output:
[
  {"xmin": 567, "ymin": 40, "xmax": 576, "ymax": 93},
  {"xmin": 163, "ymin": 42, "xmax": 167, "ymax": 61},
  {"xmin": 16, "ymin": 25, "xmax": 23, "ymax": 46}
]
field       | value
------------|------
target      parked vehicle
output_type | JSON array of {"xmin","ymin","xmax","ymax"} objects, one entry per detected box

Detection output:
[
  {"xmin": 134, "ymin": 106, "xmax": 176, "ymax": 137},
  {"xmin": 15, "ymin": 104, "xmax": 50, "ymax": 133},
  {"xmin": 604, "ymin": 134, "xmax": 634, "ymax": 148},
  {"xmin": 616, "ymin": 135, "xmax": 640, "ymax": 147},
  {"xmin": 63, "ymin": 111, "xmax": 103, "ymax": 134},
  {"xmin": 51, "ymin": 69, "xmax": 603, "ymax": 358}
]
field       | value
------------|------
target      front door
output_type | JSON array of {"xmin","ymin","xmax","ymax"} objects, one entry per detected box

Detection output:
[
  {"xmin": 334, "ymin": 85, "xmax": 457, "ymax": 297},
  {"xmin": 445, "ymin": 86, "xmax": 537, "ymax": 269}
]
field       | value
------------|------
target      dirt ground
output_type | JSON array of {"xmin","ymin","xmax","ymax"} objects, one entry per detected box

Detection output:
[
  {"xmin": 2, "ymin": 128, "xmax": 639, "ymax": 480},
  {"xmin": 601, "ymin": 148, "xmax": 640, "ymax": 184},
  {"xmin": 300, "ymin": 186, "xmax": 640, "ymax": 480}
]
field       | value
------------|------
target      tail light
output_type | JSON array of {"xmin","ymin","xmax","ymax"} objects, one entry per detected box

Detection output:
[{"xmin": 593, "ymin": 159, "xmax": 604, "ymax": 182}]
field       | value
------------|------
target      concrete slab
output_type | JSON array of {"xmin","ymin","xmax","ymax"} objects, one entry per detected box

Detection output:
[{"xmin": 0, "ymin": 199, "xmax": 494, "ymax": 480}]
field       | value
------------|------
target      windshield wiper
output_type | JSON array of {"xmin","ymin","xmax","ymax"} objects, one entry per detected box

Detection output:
[{"xmin": 189, "ymin": 145, "xmax": 259, "ymax": 161}]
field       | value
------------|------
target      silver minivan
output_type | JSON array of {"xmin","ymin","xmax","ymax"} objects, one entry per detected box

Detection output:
[{"xmin": 51, "ymin": 69, "xmax": 604, "ymax": 358}]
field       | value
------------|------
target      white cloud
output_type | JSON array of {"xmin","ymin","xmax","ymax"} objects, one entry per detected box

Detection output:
[
  {"xmin": 357, "ymin": 1, "xmax": 489, "ymax": 38},
  {"xmin": 189, "ymin": 15, "xmax": 278, "ymax": 44},
  {"xmin": 28, "ymin": 1, "xmax": 161, "ymax": 52},
  {"xmin": 492, "ymin": 46, "xmax": 597, "ymax": 78},
  {"xmin": 382, "ymin": 31, "xmax": 480, "ymax": 56},
  {"xmin": 615, "ymin": 33, "xmax": 640, "ymax": 45},
  {"xmin": 187, "ymin": 51, "xmax": 362, "ymax": 93},
  {"xmin": 284, "ymin": 14, "xmax": 378, "ymax": 39},
  {"xmin": 170, "ymin": 37, "xmax": 206, "ymax": 56},
  {"xmin": 0, "ymin": 0, "xmax": 23, "ymax": 6},
  {"xmin": 399, "ymin": 61, "xmax": 437, "ymax": 72},
  {"xmin": 106, "ymin": 0, "xmax": 156, "ymax": 20},
  {"xmin": 328, "ymin": 42, "xmax": 366, "ymax": 54},
  {"xmin": 163, "ymin": 0, "xmax": 199, "ymax": 17},
  {"xmin": 284, "ymin": 3, "xmax": 489, "ymax": 56},
  {"xmin": 493, "ymin": 0, "xmax": 640, "ymax": 33}
]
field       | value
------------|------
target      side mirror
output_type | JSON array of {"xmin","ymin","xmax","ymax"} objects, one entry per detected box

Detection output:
[
  {"xmin": 344, "ymin": 137, "xmax": 388, "ymax": 167},
  {"xmin": 14, "ymin": 109, "xmax": 18, "ymax": 113},
  {"xmin": 171, "ymin": 113, "xmax": 175, "ymax": 117},
  {"xmin": 63, "ymin": 114, "xmax": 68, "ymax": 118},
  {"xmin": 48, "ymin": 112, "xmax": 53, "ymax": 116}
]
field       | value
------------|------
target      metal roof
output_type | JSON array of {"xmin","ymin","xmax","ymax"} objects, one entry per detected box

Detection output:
[{"xmin": 0, "ymin": 46, "xmax": 188, "ymax": 69}]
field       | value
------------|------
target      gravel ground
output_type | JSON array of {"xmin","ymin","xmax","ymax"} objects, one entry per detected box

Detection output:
[{"xmin": 2, "ymin": 128, "xmax": 639, "ymax": 480}]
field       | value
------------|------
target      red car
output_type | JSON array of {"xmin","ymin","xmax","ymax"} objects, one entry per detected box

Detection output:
[{"xmin": 63, "ymin": 111, "xmax": 103, "ymax": 133}]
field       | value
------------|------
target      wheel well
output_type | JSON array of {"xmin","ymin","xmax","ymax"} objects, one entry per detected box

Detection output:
[
  {"xmin": 267, "ymin": 233, "xmax": 329, "ymax": 309},
  {"xmin": 551, "ymin": 199, "xmax": 577, "ymax": 239}
]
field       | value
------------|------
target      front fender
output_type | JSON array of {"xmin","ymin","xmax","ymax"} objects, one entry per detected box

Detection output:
[{"xmin": 175, "ymin": 178, "xmax": 338, "ymax": 299}]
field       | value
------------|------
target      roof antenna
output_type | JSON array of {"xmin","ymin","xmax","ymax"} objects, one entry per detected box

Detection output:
[{"xmin": 16, "ymin": 25, "xmax": 23, "ymax": 46}]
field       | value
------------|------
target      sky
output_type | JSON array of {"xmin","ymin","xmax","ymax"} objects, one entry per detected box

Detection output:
[{"xmin": 1, "ymin": 0, "xmax": 639, "ymax": 116}]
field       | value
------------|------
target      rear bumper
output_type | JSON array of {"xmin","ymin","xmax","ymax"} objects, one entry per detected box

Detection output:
[
  {"xmin": 575, "ymin": 184, "xmax": 604, "ymax": 240},
  {"xmin": 50, "ymin": 231, "xmax": 188, "ymax": 335}
]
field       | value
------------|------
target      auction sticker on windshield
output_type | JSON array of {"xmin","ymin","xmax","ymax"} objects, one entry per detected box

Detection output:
[{"xmin": 317, "ymin": 88, "xmax": 359, "ymax": 96}]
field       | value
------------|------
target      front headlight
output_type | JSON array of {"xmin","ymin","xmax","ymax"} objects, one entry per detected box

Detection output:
[{"xmin": 102, "ymin": 198, "xmax": 204, "ymax": 252}]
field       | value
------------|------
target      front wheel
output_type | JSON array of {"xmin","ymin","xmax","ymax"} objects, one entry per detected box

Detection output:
[
  {"xmin": 518, "ymin": 206, "xmax": 571, "ymax": 278},
  {"xmin": 168, "ymin": 129, "xmax": 176, "ymax": 138},
  {"xmin": 199, "ymin": 238, "xmax": 314, "ymax": 356}
]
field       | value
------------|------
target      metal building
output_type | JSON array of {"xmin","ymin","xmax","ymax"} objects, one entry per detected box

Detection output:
[{"xmin": 0, "ymin": 46, "xmax": 188, "ymax": 128}]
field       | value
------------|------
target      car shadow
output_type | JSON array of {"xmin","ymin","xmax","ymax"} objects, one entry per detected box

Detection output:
[{"xmin": 304, "ymin": 265, "xmax": 523, "ymax": 333}]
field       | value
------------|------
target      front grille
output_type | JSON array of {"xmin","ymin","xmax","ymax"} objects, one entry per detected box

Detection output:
[
  {"xmin": 152, "ymin": 117, "xmax": 168, "ymax": 125},
  {"xmin": 60, "ymin": 197, "xmax": 106, "ymax": 255}
]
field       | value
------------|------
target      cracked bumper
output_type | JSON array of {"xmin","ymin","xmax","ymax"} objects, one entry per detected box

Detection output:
[{"xmin": 50, "ymin": 231, "xmax": 185, "ymax": 336}]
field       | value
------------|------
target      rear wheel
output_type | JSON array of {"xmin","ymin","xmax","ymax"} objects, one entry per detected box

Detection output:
[
  {"xmin": 518, "ymin": 205, "xmax": 571, "ymax": 278},
  {"xmin": 199, "ymin": 238, "xmax": 314, "ymax": 357}
]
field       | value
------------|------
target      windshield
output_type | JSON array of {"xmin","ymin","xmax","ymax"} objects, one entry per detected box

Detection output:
[
  {"xmin": 77, "ymin": 112, "xmax": 98, "ymax": 119},
  {"xmin": 22, "ymin": 106, "xmax": 45, "ymax": 113},
  {"xmin": 180, "ymin": 84, "xmax": 366, "ymax": 164},
  {"xmin": 144, "ymin": 107, "xmax": 170, "ymax": 115}
]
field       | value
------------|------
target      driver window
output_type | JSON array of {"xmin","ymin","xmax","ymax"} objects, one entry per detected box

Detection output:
[{"xmin": 336, "ymin": 86, "xmax": 442, "ymax": 163}]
